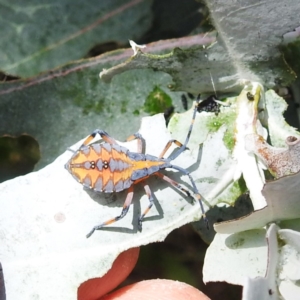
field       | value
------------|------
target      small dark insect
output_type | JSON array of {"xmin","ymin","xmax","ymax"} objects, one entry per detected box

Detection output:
[
  {"xmin": 246, "ymin": 92, "xmax": 255, "ymax": 101},
  {"xmin": 65, "ymin": 95, "xmax": 208, "ymax": 238},
  {"xmin": 197, "ymin": 95, "xmax": 221, "ymax": 115}
]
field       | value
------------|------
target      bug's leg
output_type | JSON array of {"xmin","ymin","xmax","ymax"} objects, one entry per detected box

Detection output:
[
  {"xmin": 137, "ymin": 182, "xmax": 154, "ymax": 231},
  {"xmin": 86, "ymin": 186, "xmax": 134, "ymax": 238},
  {"xmin": 127, "ymin": 132, "xmax": 183, "ymax": 159},
  {"xmin": 155, "ymin": 172, "xmax": 191, "ymax": 198},
  {"xmin": 168, "ymin": 94, "xmax": 201, "ymax": 161},
  {"xmin": 79, "ymin": 129, "xmax": 117, "ymax": 150},
  {"xmin": 169, "ymin": 164, "xmax": 209, "ymax": 229},
  {"xmin": 126, "ymin": 133, "xmax": 145, "ymax": 154},
  {"xmin": 158, "ymin": 139, "xmax": 184, "ymax": 159}
]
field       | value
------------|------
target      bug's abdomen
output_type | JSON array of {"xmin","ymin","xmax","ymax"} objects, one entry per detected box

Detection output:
[{"xmin": 65, "ymin": 143, "xmax": 134, "ymax": 193}]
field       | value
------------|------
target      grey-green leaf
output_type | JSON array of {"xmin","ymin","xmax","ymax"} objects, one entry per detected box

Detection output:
[{"xmin": 0, "ymin": 0, "xmax": 152, "ymax": 77}]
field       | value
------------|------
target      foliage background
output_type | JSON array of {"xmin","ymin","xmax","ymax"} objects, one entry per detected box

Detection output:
[{"xmin": 1, "ymin": 0, "xmax": 299, "ymax": 299}]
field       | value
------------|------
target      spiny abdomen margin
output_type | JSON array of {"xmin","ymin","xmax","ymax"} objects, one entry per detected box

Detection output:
[{"xmin": 65, "ymin": 143, "xmax": 134, "ymax": 192}]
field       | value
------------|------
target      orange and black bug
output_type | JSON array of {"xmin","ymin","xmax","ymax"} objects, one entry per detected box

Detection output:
[{"xmin": 65, "ymin": 95, "xmax": 208, "ymax": 238}]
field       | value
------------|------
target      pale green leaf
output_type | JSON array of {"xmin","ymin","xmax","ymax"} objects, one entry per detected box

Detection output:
[{"xmin": 0, "ymin": 113, "xmax": 204, "ymax": 299}]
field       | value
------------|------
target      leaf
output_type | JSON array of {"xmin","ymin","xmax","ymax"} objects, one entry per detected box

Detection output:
[
  {"xmin": 241, "ymin": 224, "xmax": 279, "ymax": 300},
  {"xmin": 214, "ymin": 88, "xmax": 300, "ymax": 234},
  {"xmin": 280, "ymin": 26, "xmax": 300, "ymax": 76},
  {"xmin": 0, "ymin": 113, "xmax": 205, "ymax": 299},
  {"xmin": 214, "ymin": 170, "xmax": 300, "ymax": 234},
  {"xmin": 265, "ymin": 90, "xmax": 300, "ymax": 148},
  {"xmin": 99, "ymin": 0, "xmax": 300, "ymax": 94},
  {"xmin": 245, "ymin": 134, "xmax": 300, "ymax": 178},
  {"xmin": 100, "ymin": 35, "xmax": 240, "ymax": 94},
  {"xmin": 243, "ymin": 89, "xmax": 300, "ymax": 178},
  {"xmin": 232, "ymin": 82, "xmax": 267, "ymax": 210},
  {"xmin": 203, "ymin": 228, "xmax": 269, "ymax": 285},
  {"xmin": 0, "ymin": 35, "xmax": 221, "ymax": 299},
  {"xmin": 169, "ymin": 83, "xmax": 268, "ymax": 239},
  {"xmin": 0, "ymin": 0, "xmax": 152, "ymax": 77},
  {"xmin": 203, "ymin": 84, "xmax": 300, "ymax": 298},
  {"xmin": 205, "ymin": 221, "xmax": 300, "ymax": 298},
  {"xmin": 204, "ymin": 0, "xmax": 298, "ymax": 87},
  {"xmin": 2, "ymin": 2, "xmax": 300, "ymax": 297},
  {"xmin": 278, "ymin": 227, "xmax": 300, "ymax": 298},
  {"xmin": 0, "ymin": 82, "xmax": 269, "ymax": 299}
]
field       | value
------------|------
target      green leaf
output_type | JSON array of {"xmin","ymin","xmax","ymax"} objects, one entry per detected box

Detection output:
[
  {"xmin": 0, "ymin": 0, "xmax": 152, "ymax": 77},
  {"xmin": 2, "ymin": 1, "xmax": 300, "ymax": 298},
  {"xmin": 101, "ymin": 0, "xmax": 300, "ymax": 94},
  {"xmin": 204, "ymin": 0, "xmax": 299, "ymax": 87}
]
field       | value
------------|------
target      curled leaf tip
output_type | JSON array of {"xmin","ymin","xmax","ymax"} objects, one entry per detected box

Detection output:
[
  {"xmin": 129, "ymin": 40, "xmax": 146, "ymax": 56},
  {"xmin": 245, "ymin": 133, "xmax": 300, "ymax": 178}
]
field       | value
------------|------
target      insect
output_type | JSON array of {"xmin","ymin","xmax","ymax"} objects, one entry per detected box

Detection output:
[
  {"xmin": 65, "ymin": 95, "xmax": 208, "ymax": 238},
  {"xmin": 182, "ymin": 93, "xmax": 221, "ymax": 114},
  {"xmin": 197, "ymin": 95, "xmax": 221, "ymax": 115}
]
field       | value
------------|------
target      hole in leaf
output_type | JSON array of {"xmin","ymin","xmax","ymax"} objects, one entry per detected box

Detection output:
[{"xmin": 0, "ymin": 135, "xmax": 40, "ymax": 183}]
